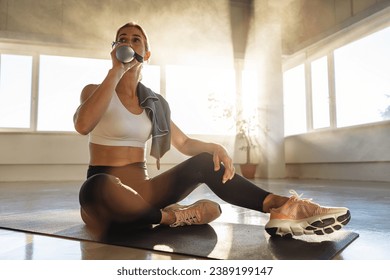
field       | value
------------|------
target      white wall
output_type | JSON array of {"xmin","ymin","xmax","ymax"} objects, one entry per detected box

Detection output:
[
  {"xmin": 285, "ymin": 121, "xmax": 390, "ymax": 182},
  {"xmin": 0, "ymin": 133, "xmax": 88, "ymax": 181},
  {"xmin": 1, "ymin": 121, "xmax": 389, "ymax": 182}
]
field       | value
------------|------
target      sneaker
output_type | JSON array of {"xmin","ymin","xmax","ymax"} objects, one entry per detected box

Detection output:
[
  {"xmin": 163, "ymin": 199, "xmax": 222, "ymax": 227},
  {"xmin": 265, "ymin": 190, "xmax": 351, "ymax": 237}
]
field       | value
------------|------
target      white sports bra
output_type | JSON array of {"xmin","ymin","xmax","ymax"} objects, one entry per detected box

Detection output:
[{"xmin": 89, "ymin": 92, "xmax": 152, "ymax": 148}]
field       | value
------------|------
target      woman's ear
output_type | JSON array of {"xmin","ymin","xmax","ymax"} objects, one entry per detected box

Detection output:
[{"xmin": 144, "ymin": 51, "xmax": 151, "ymax": 62}]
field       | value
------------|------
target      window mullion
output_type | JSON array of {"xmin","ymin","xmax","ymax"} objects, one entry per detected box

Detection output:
[
  {"xmin": 305, "ymin": 61, "xmax": 313, "ymax": 131},
  {"xmin": 30, "ymin": 54, "xmax": 39, "ymax": 131},
  {"xmin": 160, "ymin": 64, "xmax": 166, "ymax": 98},
  {"xmin": 328, "ymin": 52, "xmax": 337, "ymax": 128}
]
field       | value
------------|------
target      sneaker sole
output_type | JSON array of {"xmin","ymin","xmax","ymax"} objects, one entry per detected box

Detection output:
[{"xmin": 265, "ymin": 210, "xmax": 351, "ymax": 238}]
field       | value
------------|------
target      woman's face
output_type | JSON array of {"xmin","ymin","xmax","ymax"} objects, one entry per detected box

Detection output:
[{"xmin": 114, "ymin": 26, "xmax": 150, "ymax": 60}]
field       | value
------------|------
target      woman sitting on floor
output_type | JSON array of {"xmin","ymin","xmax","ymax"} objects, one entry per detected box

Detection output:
[{"xmin": 73, "ymin": 22, "xmax": 351, "ymax": 237}]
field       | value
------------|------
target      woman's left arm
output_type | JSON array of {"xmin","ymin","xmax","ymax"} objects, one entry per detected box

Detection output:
[{"xmin": 171, "ymin": 121, "xmax": 235, "ymax": 183}]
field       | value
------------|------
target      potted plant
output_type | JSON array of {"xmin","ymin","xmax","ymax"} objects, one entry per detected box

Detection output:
[
  {"xmin": 208, "ymin": 94, "xmax": 260, "ymax": 179},
  {"xmin": 234, "ymin": 112, "xmax": 260, "ymax": 179}
]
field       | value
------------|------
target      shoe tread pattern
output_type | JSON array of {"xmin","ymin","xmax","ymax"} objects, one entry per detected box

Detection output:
[{"xmin": 266, "ymin": 210, "xmax": 351, "ymax": 237}]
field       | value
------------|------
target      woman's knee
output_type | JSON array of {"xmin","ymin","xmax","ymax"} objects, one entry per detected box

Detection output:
[
  {"xmin": 79, "ymin": 173, "xmax": 119, "ymax": 206},
  {"xmin": 192, "ymin": 152, "xmax": 214, "ymax": 166},
  {"xmin": 81, "ymin": 173, "xmax": 157, "ymax": 221},
  {"xmin": 193, "ymin": 152, "xmax": 225, "ymax": 173},
  {"xmin": 78, "ymin": 174, "xmax": 116, "ymax": 224}
]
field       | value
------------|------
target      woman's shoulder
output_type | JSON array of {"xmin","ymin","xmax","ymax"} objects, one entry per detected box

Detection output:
[
  {"xmin": 80, "ymin": 84, "xmax": 100, "ymax": 101},
  {"xmin": 82, "ymin": 84, "xmax": 99, "ymax": 92}
]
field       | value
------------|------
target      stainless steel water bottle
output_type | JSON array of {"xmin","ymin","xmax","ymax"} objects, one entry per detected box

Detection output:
[{"xmin": 116, "ymin": 45, "xmax": 135, "ymax": 63}]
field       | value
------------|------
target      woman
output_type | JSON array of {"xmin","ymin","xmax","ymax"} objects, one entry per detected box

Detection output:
[{"xmin": 74, "ymin": 22, "xmax": 351, "ymax": 237}]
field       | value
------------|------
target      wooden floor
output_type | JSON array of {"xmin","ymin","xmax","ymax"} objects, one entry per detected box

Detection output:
[{"xmin": 0, "ymin": 178, "xmax": 389, "ymax": 260}]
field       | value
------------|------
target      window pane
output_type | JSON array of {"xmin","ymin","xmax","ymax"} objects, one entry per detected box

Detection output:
[
  {"xmin": 311, "ymin": 56, "xmax": 330, "ymax": 129},
  {"xmin": 166, "ymin": 65, "xmax": 236, "ymax": 135},
  {"xmin": 334, "ymin": 26, "xmax": 390, "ymax": 127},
  {"xmin": 38, "ymin": 55, "xmax": 111, "ymax": 131},
  {"xmin": 0, "ymin": 54, "xmax": 32, "ymax": 128},
  {"xmin": 241, "ymin": 69, "xmax": 260, "ymax": 136},
  {"xmin": 142, "ymin": 64, "xmax": 160, "ymax": 93},
  {"xmin": 242, "ymin": 70, "xmax": 259, "ymax": 119},
  {"xmin": 283, "ymin": 64, "xmax": 306, "ymax": 136}
]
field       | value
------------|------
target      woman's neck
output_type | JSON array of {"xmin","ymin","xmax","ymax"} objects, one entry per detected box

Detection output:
[{"xmin": 116, "ymin": 69, "xmax": 141, "ymax": 98}]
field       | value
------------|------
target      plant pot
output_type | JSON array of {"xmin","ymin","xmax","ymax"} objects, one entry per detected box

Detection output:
[{"xmin": 240, "ymin": 163, "xmax": 257, "ymax": 179}]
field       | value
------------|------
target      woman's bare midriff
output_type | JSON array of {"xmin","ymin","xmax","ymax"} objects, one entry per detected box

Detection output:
[{"xmin": 89, "ymin": 142, "xmax": 146, "ymax": 166}]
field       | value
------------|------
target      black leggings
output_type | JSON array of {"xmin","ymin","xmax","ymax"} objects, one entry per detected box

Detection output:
[{"xmin": 79, "ymin": 152, "xmax": 270, "ymax": 228}]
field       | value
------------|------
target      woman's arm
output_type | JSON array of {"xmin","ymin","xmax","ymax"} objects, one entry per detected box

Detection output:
[
  {"xmin": 171, "ymin": 121, "xmax": 235, "ymax": 183},
  {"xmin": 73, "ymin": 70, "xmax": 121, "ymax": 135},
  {"xmin": 73, "ymin": 49, "xmax": 139, "ymax": 135}
]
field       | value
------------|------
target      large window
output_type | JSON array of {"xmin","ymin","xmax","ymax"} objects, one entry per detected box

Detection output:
[
  {"xmin": 0, "ymin": 51, "xmax": 160, "ymax": 132},
  {"xmin": 334, "ymin": 26, "xmax": 390, "ymax": 127},
  {"xmin": 0, "ymin": 43, "xmax": 250, "ymax": 136},
  {"xmin": 166, "ymin": 65, "xmax": 236, "ymax": 135},
  {"xmin": 311, "ymin": 56, "xmax": 330, "ymax": 129},
  {"xmin": 38, "ymin": 55, "xmax": 111, "ymax": 131},
  {"xmin": 283, "ymin": 64, "xmax": 306, "ymax": 136},
  {"xmin": 283, "ymin": 25, "xmax": 390, "ymax": 135},
  {"xmin": 242, "ymin": 70, "xmax": 259, "ymax": 122},
  {"xmin": 0, "ymin": 54, "xmax": 33, "ymax": 129}
]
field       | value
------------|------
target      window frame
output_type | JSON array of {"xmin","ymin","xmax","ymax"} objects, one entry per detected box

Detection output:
[
  {"xmin": 0, "ymin": 39, "xmax": 238, "ymax": 136},
  {"xmin": 282, "ymin": 7, "xmax": 390, "ymax": 135},
  {"xmin": 0, "ymin": 41, "xmax": 125, "ymax": 133},
  {"xmin": 0, "ymin": 50, "xmax": 38, "ymax": 133}
]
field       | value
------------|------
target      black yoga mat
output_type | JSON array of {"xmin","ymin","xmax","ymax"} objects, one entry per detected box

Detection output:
[{"xmin": 0, "ymin": 209, "xmax": 358, "ymax": 260}]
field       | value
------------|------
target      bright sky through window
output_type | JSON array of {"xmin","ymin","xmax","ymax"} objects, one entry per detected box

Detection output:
[
  {"xmin": 334, "ymin": 26, "xmax": 390, "ymax": 127},
  {"xmin": 0, "ymin": 54, "xmax": 32, "ymax": 128}
]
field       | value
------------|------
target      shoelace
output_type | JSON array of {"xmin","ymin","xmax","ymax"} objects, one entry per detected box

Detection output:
[
  {"xmin": 289, "ymin": 189, "xmax": 321, "ymax": 208},
  {"xmin": 290, "ymin": 189, "xmax": 311, "ymax": 201},
  {"xmin": 170, "ymin": 209, "xmax": 200, "ymax": 227}
]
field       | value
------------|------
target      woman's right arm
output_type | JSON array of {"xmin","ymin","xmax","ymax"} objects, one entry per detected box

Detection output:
[
  {"xmin": 73, "ymin": 68, "xmax": 122, "ymax": 135},
  {"xmin": 73, "ymin": 47, "xmax": 139, "ymax": 135}
]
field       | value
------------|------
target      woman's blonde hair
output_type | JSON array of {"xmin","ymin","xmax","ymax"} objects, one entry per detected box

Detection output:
[{"xmin": 115, "ymin": 22, "xmax": 150, "ymax": 52}]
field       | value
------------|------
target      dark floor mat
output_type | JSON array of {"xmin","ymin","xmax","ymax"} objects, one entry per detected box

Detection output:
[{"xmin": 0, "ymin": 209, "xmax": 358, "ymax": 260}]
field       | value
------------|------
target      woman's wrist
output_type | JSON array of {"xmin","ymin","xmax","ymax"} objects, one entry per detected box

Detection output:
[
  {"xmin": 207, "ymin": 143, "xmax": 224, "ymax": 155},
  {"xmin": 108, "ymin": 67, "xmax": 124, "ymax": 81}
]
